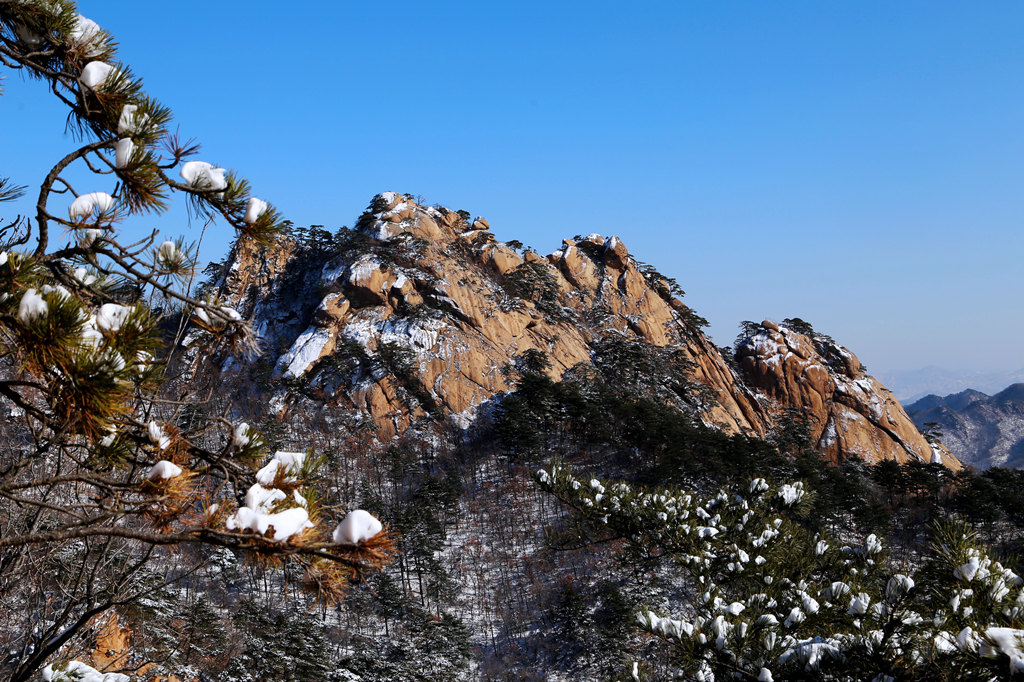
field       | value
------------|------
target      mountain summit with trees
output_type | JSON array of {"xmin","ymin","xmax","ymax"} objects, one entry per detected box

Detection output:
[{"xmin": 208, "ymin": 192, "xmax": 955, "ymax": 469}]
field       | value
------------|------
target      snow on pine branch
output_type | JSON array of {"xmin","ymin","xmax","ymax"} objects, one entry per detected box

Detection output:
[{"xmin": 536, "ymin": 466, "xmax": 1024, "ymax": 680}]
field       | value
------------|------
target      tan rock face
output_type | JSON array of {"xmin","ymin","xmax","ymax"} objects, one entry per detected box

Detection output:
[
  {"xmin": 217, "ymin": 192, "xmax": 955, "ymax": 470},
  {"xmin": 84, "ymin": 613, "xmax": 183, "ymax": 681},
  {"xmin": 736, "ymin": 323, "xmax": 959, "ymax": 468},
  {"xmin": 90, "ymin": 612, "xmax": 130, "ymax": 672}
]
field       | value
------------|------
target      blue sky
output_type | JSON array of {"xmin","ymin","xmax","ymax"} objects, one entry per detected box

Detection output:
[{"xmin": 2, "ymin": 1, "xmax": 1023, "ymax": 379}]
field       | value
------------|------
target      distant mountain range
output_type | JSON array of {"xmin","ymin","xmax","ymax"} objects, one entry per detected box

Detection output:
[
  {"xmin": 878, "ymin": 366, "xmax": 1024, "ymax": 403},
  {"xmin": 906, "ymin": 384, "xmax": 1024, "ymax": 469}
]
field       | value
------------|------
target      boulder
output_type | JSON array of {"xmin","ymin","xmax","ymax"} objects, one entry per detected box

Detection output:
[
  {"xmin": 345, "ymin": 259, "xmax": 393, "ymax": 307},
  {"xmin": 409, "ymin": 215, "xmax": 445, "ymax": 241},
  {"xmin": 439, "ymin": 210, "xmax": 459, "ymax": 228},
  {"xmin": 481, "ymin": 244, "xmax": 524, "ymax": 275}
]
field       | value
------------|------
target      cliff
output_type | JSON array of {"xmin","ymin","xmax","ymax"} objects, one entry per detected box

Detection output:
[
  {"xmin": 214, "ymin": 192, "xmax": 957, "ymax": 468},
  {"xmin": 737, "ymin": 320, "xmax": 955, "ymax": 467}
]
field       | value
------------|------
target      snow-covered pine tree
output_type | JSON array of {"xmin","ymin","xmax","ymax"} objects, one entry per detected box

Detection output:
[
  {"xmin": 537, "ymin": 465, "xmax": 1024, "ymax": 681},
  {"xmin": 220, "ymin": 601, "xmax": 334, "ymax": 682},
  {"xmin": 0, "ymin": 2, "xmax": 394, "ymax": 678}
]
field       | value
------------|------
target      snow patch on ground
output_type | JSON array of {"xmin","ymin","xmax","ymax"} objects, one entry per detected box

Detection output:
[{"xmin": 43, "ymin": 661, "xmax": 129, "ymax": 682}]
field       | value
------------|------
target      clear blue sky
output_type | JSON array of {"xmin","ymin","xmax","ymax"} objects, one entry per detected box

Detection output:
[{"xmin": 3, "ymin": 1, "xmax": 1023, "ymax": 379}]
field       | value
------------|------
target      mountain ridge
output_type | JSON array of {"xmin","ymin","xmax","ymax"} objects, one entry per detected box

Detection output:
[
  {"xmin": 907, "ymin": 383, "xmax": 1024, "ymax": 469},
  {"xmin": 879, "ymin": 366, "xmax": 1024, "ymax": 403},
  {"xmin": 210, "ymin": 192, "xmax": 956, "ymax": 469}
]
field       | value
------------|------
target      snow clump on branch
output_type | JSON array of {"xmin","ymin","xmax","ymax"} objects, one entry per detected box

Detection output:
[
  {"xmin": 117, "ymin": 103, "xmax": 149, "ymax": 134},
  {"xmin": 42, "ymin": 660, "xmax": 129, "ymax": 682},
  {"xmin": 333, "ymin": 509, "xmax": 383, "ymax": 545},
  {"xmin": 156, "ymin": 240, "xmax": 179, "ymax": 268},
  {"xmin": 78, "ymin": 61, "xmax": 114, "ymax": 91},
  {"xmin": 114, "ymin": 138, "xmax": 135, "ymax": 168},
  {"xmin": 180, "ymin": 161, "xmax": 227, "ymax": 192},
  {"xmin": 244, "ymin": 197, "xmax": 268, "ymax": 225},
  {"xmin": 222, "ymin": 452, "xmax": 321, "ymax": 543},
  {"xmin": 146, "ymin": 460, "xmax": 182, "ymax": 481},
  {"xmin": 255, "ymin": 450, "xmax": 306, "ymax": 486},
  {"xmin": 233, "ymin": 422, "xmax": 251, "ymax": 446},
  {"xmin": 68, "ymin": 192, "xmax": 114, "ymax": 220},
  {"xmin": 18, "ymin": 288, "xmax": 48, "ymax": 323},
  {"xmin": 94, "ymin": 303, "xmax": 131, "ymax": 333},
  {"xmin": 69, "ymin": 14, "xmax": 106, "ymax": 57},
  {"xmin": 147, "ymin": 422, "xmax": 170, "ymax": 450}
]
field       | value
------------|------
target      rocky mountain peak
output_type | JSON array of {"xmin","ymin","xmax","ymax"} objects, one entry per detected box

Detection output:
[
  {"xmin": 215, "ymin": 193, "xmax": 957, "ymax": 468},
  {"xmin": 736, "ymin": 320, "xmax": 956, "ymax": 467}
]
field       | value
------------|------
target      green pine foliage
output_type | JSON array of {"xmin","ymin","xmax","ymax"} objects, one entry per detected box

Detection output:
[
  {"xmin": 335, "ymin": 609, "xmax": 472, "ymax": 682},
  {"xmin": 220, "ymin": 602, "xmax": 333, "ymax": 682},
  {"xmin": 538, "ymin": 466, "xmax": 1024, "ymax": 681},
  {"xmin": 0, "ymin": 3, "xmax": 396, "ymax": 679}
]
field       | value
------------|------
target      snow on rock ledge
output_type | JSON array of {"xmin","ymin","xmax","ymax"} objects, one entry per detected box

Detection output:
[{"xmin": 277, "ymin": 327, "xmax": 333, "ymax": 379}]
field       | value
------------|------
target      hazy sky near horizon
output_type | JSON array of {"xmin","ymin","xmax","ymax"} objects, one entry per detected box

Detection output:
[{"xmin": 2, "ymin": 1, "xmax": 1023, "ymax": 378}]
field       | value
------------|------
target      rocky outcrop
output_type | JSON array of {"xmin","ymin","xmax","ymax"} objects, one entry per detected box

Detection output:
[
  {"xmin": 84, "ymin": 613, "xmax": 182, "ymax": 681},
  {"xmin": 216, "ymin": 192, "xmax": 956, "ymax": 468},
  {"xmin": 736, "ymin": 321, "xmax": 958, "ymax": 468},
  {"xmin": 906, "ymin": 384, "xmax": 1024, "ymax": 469},
  {"xmin": 219, "ymin": 193, "xmax": 761, "ymax": 438}
]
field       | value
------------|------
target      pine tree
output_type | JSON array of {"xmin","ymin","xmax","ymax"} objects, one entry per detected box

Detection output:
[
  {"xmin": 221, "ymin": 601, "xmax": 334, "ymax": 682},
  {"xmin": 0, "ymin": 2, "xmax": 395, "ymax": 678},
  {"xmin": 335, "ymin": 607, "xmax": 471, "ymax": 682}
]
